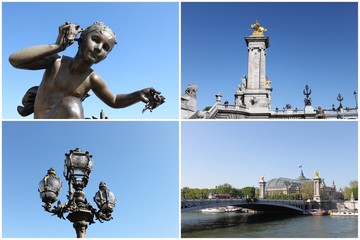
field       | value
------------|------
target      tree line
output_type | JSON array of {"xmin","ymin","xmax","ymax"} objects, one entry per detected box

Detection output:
[
  {"xmin": 181, "ymin": 183, "xmax": 256, "ymax": 199},
  {"xmin": 182, "ymin": 180, "xmax": 358, "ymax": 201}
]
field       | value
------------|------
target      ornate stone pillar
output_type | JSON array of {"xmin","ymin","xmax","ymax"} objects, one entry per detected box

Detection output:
[
  {"xmin": 233, "ymin": 21, "xmax": 272, "ymax": 112},
  {"xmin": 259, "ymin": 176, "xmax": 266, "ymax": 199},
  {"xmin": 242, "ymin": 36, "xmax": 271, "ymax": 110},
  {"xmin": 313, "ymin": 171, "xmax": 322, "ymax": 201},
  {"xmin": 245, "ymin": 39, "xmax": 269, "ymax": 90},
  {"xmin": 350, "ymin": 192, "xmax": 355, "ymax": 210}
]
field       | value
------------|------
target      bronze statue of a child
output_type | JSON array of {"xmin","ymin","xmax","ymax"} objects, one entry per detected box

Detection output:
[{"xmin": 9, "ymin": 22, "xmax": 163, "ymax": 119}]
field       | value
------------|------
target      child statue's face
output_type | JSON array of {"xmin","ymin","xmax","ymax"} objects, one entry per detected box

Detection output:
[{"xmin": 79, "ymin": 30, "xmax": 116, "ymax": 64}]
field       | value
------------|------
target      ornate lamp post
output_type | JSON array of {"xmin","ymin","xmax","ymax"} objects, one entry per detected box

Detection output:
[
  {"xmin": 215, "ymin": 92, "xmax": 222, "ymax": 103},
  {"xmin": 354, "ymin": 91, "xmax": 357, "ymax": 109},
  {"xmin": 38, "ymin": 148, "xmax": 116, "ymax": 238},
  {"xmin": 337, "ymin": 93, "xmax": 343, "ymax": 109},
  {"xmin": 336, "ymin": 93, "xmax": 344, "ymax": 119},
  {"xmin": 303, "ymin": 84, "xmax": 312, "ymax": 106}
]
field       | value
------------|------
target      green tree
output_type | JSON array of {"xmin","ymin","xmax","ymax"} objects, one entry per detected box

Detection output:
[
  {"xmin": 349, "ymin": 180, "xmax": 358, "ymax": 188},
  {"xmin": 242, "ymin": 186, "xmax": 256, "ymax": 198},
  {"xmin": 181, "ymin": 187, "xmax": 190, "ymax": 199},
  {"xmin": 232, "ymin": 188, "xmax": 243, "ymax": 198},
  {"xmin": 300, "ymin": 181, "xmax": 314, "ymax": 200},
  {"xmin": 201, "ymin": 188, "xmax": 211, "ymax": 199},
  {"xmin": 343, "ymin": 180, "xmax": 358, "ymax": 200},
  {"xmin": 214, "ymin": 183, "xmax": 233, "ymax": 194}
]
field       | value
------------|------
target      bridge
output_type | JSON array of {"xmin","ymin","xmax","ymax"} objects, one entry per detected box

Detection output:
[{"xmin": 181, "ymin": 198, "xmax": 306, "ymax": 214}]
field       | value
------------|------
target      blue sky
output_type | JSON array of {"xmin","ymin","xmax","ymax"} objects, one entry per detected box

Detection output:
[
  {"xmin": 2, "ymin": 121, "xmax": 179, "ymax": 238},
  {"xmin": 182, "ymin": 121, "xmax": 358, "ymax": 191},
  {"xmin": 182, "ymin": 2, "xmax": 358, "ymax": 111},
  {"xmin": 2, "ymin": 2, "xmax": 179, "ymax": 119}
]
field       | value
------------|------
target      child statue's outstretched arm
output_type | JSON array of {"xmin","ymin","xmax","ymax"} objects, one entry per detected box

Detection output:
[
  {"xmin": 91, "ymin": 74, "xmax": 161, "ymax": 109},
  {"xmin": 9, "ymin": 23, "xmax": 81, "ymax": 70}
]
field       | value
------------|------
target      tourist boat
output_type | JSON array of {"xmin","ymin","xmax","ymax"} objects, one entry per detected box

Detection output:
[
  {"xmin": 200, "ymin": 207, "xmax": 226, "ymax": 213},
  {"xmin": 308, "ymin": 209, "xmax": 327, "ymax": 216},
  {"xmin": 225, "ymin": 206, "xmax": 242, "ymax": 212},
  {"xmin": 330, "ymin": 211, "xmax": 358, "ymax": 216}
]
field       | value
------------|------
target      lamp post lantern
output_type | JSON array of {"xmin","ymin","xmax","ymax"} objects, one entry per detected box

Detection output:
[{"xmin": 38, "ymin": 148, "xmax": 116, "ymax": 238}]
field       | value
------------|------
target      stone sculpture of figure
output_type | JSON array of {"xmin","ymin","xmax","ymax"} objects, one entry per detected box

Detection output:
[
  {"xmin": 314, "ymin": 170, "xmax": 320, "ymax": 178},
  {"xmin": 315, "ymin": 106, "xmax": 326, "ymax": 119},
  {"xmin": 250, "ymin": 96, "xmax": 257, "ymax": 105},
  {"xmin": 250, "ymin": 20, "xmax": 267, "ymax": 36},
  {"xmin": 184, "ymin": 84, "xmax": 197, "ymax": 97},
  {"xmin": 9, "ymin": 22, "xmax": 164, "ymax": 119},
  {"xmin": 238, "ymin": 75, "xmax": 247, "ymax": 91}
]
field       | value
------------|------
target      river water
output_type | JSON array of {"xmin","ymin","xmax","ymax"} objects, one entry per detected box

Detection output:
[{"xmin": 182, "ymin": 211, "xmax": 358, "ymax": 238}]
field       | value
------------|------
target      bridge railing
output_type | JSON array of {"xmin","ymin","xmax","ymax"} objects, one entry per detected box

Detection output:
[{"xmin": 181, "ymin": 198, "xmax": 306, "ymax": 212}]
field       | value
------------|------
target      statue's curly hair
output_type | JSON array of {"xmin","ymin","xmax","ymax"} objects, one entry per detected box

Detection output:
[{"xmin": 78, "ymin": 22, "xmax": 117, "ymax": 45}]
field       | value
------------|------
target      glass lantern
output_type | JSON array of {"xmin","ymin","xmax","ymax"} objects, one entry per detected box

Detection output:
[
  {"xmin": 38, "ymin": 168, "xmax": 62, "ymax": 206},
  {"xmin": 94, "ymin": 182, "xmax": 116, "ymax": 215},
  {"xmin": 64, "ymin": 148, "xmax": 94, "ymax": 190}
]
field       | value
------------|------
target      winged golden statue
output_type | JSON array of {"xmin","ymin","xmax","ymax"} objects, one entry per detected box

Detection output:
[{"xmin": 250, "ymin": 20, "xmax": 267, "ymax": 36}]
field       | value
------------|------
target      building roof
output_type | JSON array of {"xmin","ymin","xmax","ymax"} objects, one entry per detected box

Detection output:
[
  {"xmin": 296, "ymin": 169, "xmax": 311, "ymax": 182},
  {"xmin": 266, "ymin": 170, "xmax": 311, "ymax": 190},
  {"xmin": 266, "ymin": 177, "xmax": 294, "ymax": 189}
]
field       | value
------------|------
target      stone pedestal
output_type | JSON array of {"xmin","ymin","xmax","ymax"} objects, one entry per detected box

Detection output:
[
  {"xmin": 181, "ymin": 96, "xmax": 196, "ymax": 119},
  {"xmin": 304, "ymin": 105, "xmax": 314, "ymax": 114}
]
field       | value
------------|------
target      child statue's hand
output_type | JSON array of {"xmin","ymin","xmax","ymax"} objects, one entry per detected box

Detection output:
[
  {"xmin": 140, "ymin": 88, "xmax": 165, "ymax": 113},
  {"xmin": 57, "ymin": 22, "xmax": 83, "ymax": 50}
]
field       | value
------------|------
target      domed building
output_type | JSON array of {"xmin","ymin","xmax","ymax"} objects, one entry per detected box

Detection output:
[{"xmin": 265, "ymin": 169, "xmax": 311, "ymax": 196}]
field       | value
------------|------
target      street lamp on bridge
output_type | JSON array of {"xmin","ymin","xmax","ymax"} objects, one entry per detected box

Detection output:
[
  {"xmin": 336, "ymin": 93, "xmax": 344, "ymax": 119},
  {"xmin": 38, "ymin": 148, "xmax": 116, "ymax": 238},
  {"xmin": 337, "ymin": 93, "xmax": 343, "ymax": 109},
  {"xmin": 354, "ymin": 91, "xmax": 358, "ymax": 109}
]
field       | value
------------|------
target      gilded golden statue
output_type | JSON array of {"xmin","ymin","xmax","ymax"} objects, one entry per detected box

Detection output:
[
  {"xmin": 250, "ymin": 20, "xmax": 267, "ymax": 36},
  {"xmin": 260, "ymin": 175, "xmax": 265, "ymax": 182},
  {"xmin": 265, "ymin": 76, "xmax": 271, "ymax": 88}
]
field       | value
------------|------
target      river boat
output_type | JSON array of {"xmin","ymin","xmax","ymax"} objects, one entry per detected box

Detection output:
[
  {"xmin": 308, "ymin": 209, "xmax": 328, "ymax": 216},
  {"xmin": 330, "ymin": 211, "xmax": 358, "ymax": 216},
  {"xmin": 201, "ymin": 207, "xmax": 226, "ymax": 213},
  {"xmin": 225, "ymin": 206, "xmax": 242, "ymax": 212}
]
